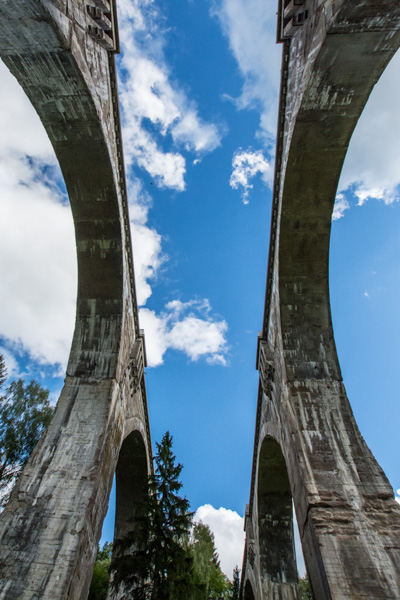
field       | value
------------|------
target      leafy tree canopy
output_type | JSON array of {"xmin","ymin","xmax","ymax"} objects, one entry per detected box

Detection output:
[
  {"xmin": 89, "ymin": 543, "xmax": 113, "ymax": 600},
  {"xmin": 299, "ymin": 577, "xmax": 312, "ymax": 599},
  {"xmin": 0, "ymin": 358, "xmax": 54, "ymax": 507},
  {"xmin": 190, "ymin": 521, "xmax": 231, "ymax": 600}
]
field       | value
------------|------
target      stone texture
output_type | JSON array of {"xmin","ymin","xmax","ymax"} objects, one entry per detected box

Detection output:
[
  {"xmin": 0, "ymin": 1, "xmax": 151, "ymax": 599},
  {"xmin": 243, "ymin": 1, "xmax": 400, "ymax": 599}
]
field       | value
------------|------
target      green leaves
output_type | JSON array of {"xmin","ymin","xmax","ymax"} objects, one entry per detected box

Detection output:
[
  {"xmin": 298, "ymin": 577, "xmax": 312, "ymax": 599},
  {"xmin": 0, "ymin": 359, "xmax": 53, "ymax": 508},
  {"xmin": 89, "ymin": 543, "xmax": 113, "ymax": 600},
  {"xmin": 190, "ymin": 522, "xmax": 231, "ymax": 600},
  {"xmin": 110, "ymin": 431, "xmax": 193, "ymax": 600},
  {"xmin": 108, "ymin": 432, "xmax": 233, "ymax": 600}
]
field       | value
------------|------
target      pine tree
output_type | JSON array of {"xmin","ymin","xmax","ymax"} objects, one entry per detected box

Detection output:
[
  {"xmin": 0, "ymin": 354, "xmax": 6, "ymax": 390},
  {"xmin": 190, "ymin": 522, "xmax": 231, "ymax": 600},
  {"xmin": 111, "ymin": 431, "xmax": 193, "ymax": 600},
  {"xmin": 147, "ymin": 431, "xmax": 193, "ymax": 600},
  {"xmin": 231, "ymin": 565, "xmax": 240, "ymax": 600}
]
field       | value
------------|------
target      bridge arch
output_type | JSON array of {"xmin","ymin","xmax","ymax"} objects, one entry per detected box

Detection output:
[
  {"xmin": 278, "ymin": 9, "xmax": 400, "ymax": 382},
  {"xmin": 106, "ymin": 428, "xmax": 150, "ymax": 599},
  {"xmin": 0, "ymin": 0, "xmax": 134, "ymax": 382},
  {"xmin": 0, "ymin": 2, "xmax": 151, "ymax": 599},
  {"xmin": 268, "ymin": 3, "xmax": 400, "ymax": 598}
]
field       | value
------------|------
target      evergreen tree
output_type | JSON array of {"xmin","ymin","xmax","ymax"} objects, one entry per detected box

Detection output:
[
  {"xmin": 190, "ymin": 522, "xmax": 231, "ymax": 600},
  {"xmin": 230, "ymin": 565, "xmax": 240, "ymax": 600},
  {"xmin": 0, "ymin": 370, "xmax": 53, "ymax": 507},
  {"xmin": 0, "ymin": 355, "xmax": 6, "ymax": 390},
  {"xmin": 111, "ymin": 431, "xmax": 193, "ymax": 600}
]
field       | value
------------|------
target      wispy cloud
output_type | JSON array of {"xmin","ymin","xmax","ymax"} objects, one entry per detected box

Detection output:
[
  {"xmin": 332, "ymin": 193, "xmax": 350, "ymax": 221},
  {"xmin": 139, "ymin": 300, "xmax": 228, "ymax": 367},
  {"xmin": 230, "ymin": 148, "xmax": 271, "ymax": 203},
  {"xmin": 0, "ymin": 346, "xmax": 20, "ymax": 379},
  {"xmin": 211, "ymin": 0, "xmax": 281, "ymax": 145},
  {"xmin": 118, "ymin": 0, "xmax": 222, "ymax": 190},
  {"xmin": 213, "ymin": 0, "xmax": 400, "ymax": 215},
  {"xmin": 396, "ymin": 489, "xmax": 400, "ymax": 504},
  {"xmin": 127, "ymin": 180, "xmax": 166, "ymax": 306}
]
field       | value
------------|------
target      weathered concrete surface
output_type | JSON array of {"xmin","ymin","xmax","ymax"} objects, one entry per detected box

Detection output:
[
  {"xmin": 243, "ymin": 1, "xmax": 400, "ymax": 599},
  {"xmin": 0, "ymin": 1, "xmax": 152, "ymax": 599}
]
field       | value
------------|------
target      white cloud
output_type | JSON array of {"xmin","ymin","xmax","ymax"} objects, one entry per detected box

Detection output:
[
  {"xmin": 118, "ymin": 0, "xmax": 222, "ymax": 190},
  {"xmin": 0, "ymin": 3, "xmax": 229, "ymax": 375},
  {"xmin": 194, "ymin": 504, "xmax": 245, "ymax": 579},
  {"xmin": 0, "ymin": 152, "xmax": 76, "ymax": 369},
  {"xmin": 212, "ymin": 0, "xmax": 281, "ymax": 144},
  {"xmin": 0, "ymin": 346, "xmax": 20, "ymax": 379},
  {"xmin": 127, "ymin": 180, "xmax": 166, "ymax": 306},
  {"xmin": 338, "ymin": 49, "xmax": 400, "ymax": 207},
  {"xmin": 230, "ymin": 148, "xmax": 271, "ymax": 203},
  {"xmin": 213, "ymin": 0, "xmax": 400, "ymax": 214},
  {"xmin": 139, "ymin": 300, "xmax": 228, "ymax": 367},
  {"xmin": 332, "ymin": 193, "xmax": 350, "ymax": 221},
  {"xmin": 396, "ymin": 489, "xmax": 400, "ymax": 504},
  {"xmin": 0, "ymin": 62, "xmax": 55, "ymax": 161},
  {"xmin": 195, "ymin": 504, "xmax": 306, "ymax": 580},
  {"xmin": 0, "ymin": 60, "xmax": 76, "ymax": 369}
]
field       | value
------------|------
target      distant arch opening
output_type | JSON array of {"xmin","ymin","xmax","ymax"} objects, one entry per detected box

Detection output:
[
  {"xmin": 114, "ymin": 429, "xmax": 149, "ymax": 543},
  {"xmin": 257, "ymin": 435, "xmax": 297, "ymax": 584},
  {"xmin": 244, "ymin": 579, "xmax": 256, "ymax": 600},
  {"xmin": 108, "ymin": 429, "xmax": 149, "ymax": 597}
]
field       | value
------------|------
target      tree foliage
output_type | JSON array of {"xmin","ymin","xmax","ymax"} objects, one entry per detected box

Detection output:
[
  {"xmin": 231, "ymin": 565, "xmax": 240, "ymax": 600},
  {"xmin": 111, "ymin": 431, "xmax": 194, "ymax": 600},
  {"xmin": 88, "ymin": 542, "xmax": 113, "ymax": 600},
  {"xmin": 0, "ymin": 355, "xmax": 6, "ymax": 390},
  {"xmin": 0, "ymin": 358, "xmax": 54, "ymax": 507},
  {"xmin": 109, "ymin": 431, "xmax": 232, "ymax": 600},
  {"xmin": 190, "ymin": 521, "xmax": 231, "ymax": 600},
  {"xmin": 299, "ymin": 577, "xmax": 312, "ymax": 600}
]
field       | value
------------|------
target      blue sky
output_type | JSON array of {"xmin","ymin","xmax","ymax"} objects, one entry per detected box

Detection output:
[{"xmin": 1, "ymin": 0, "xmax": 400, "ymax": 579}]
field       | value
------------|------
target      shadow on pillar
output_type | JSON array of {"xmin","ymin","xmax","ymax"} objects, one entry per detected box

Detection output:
[
  {"xmin": 258, "ymin": 435, "xmax": 299, "ymax": 599},
  {"xmin": 107, "ymin": 430, "xmax": 149, "ymax": 600}
]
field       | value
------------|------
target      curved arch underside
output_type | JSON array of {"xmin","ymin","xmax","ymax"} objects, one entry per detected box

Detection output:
[
  {"xmin": 0, "ymin": 0, "xmax": 126, "ymax": 380},
  {"xmin": 247, "ymin": 2, "xmax": 400, "ymax": 600},
  {"xmin": 257, "ymin": 436, "xmax": 297, "ymax": 585},
  {"xmin": 244, "ymin": 579, "xmax": 256, "ymax": 600},
  {"xmin": 0, "ymin": 3, "xmax": 152, "ymax": 600},
  {"xmin": 109, "ymin": 429, "xmax": 150, "ymax": 598},
  {"xmin": 279, "ymin": 1, "xmax": 400, "ymax": 381}
]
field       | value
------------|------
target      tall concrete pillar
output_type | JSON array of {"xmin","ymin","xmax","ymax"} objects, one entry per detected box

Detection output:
[
  {"xmin": 242, "ymin": 1, "xmax": 400, "ymax": 598},
  {"xmin": 0, "ymin": 1, "xmax": 152, "ymax": 598}
]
